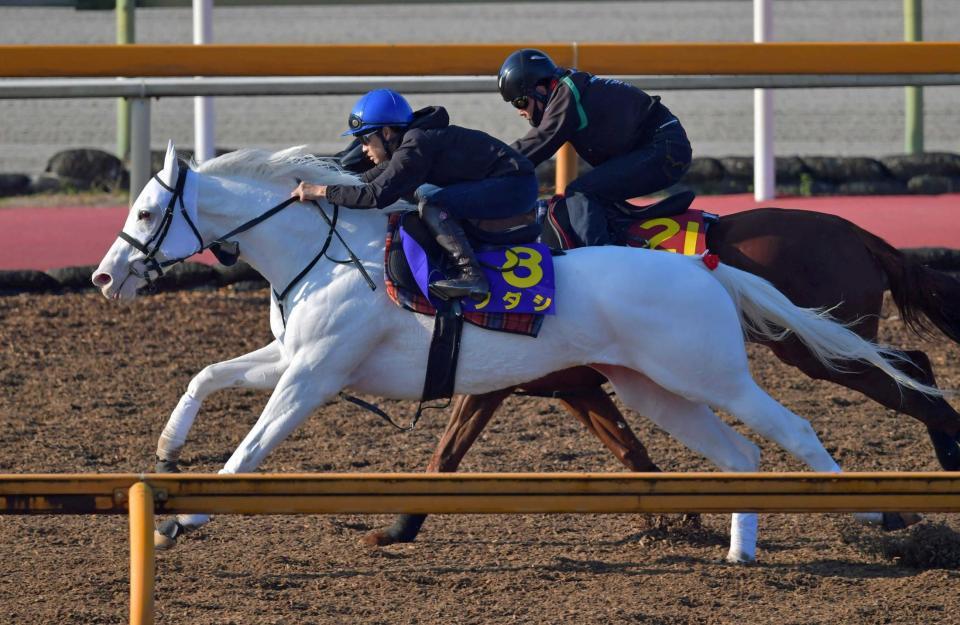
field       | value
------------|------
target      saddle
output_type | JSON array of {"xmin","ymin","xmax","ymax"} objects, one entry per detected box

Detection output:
[
  {"xmin": 384, "ymin": 210, "xmax": 549, "ymax": 404},
  {"xmin": 384, "ymin": 211, "xmax": 548, "ymax": 336},
  {"xmin": 462, "ymin": 210, "xmax": 542, "ymax": 248},
  {"xmin": 543, "ymin": 190, "xmax": 717, "ymax": 255}
]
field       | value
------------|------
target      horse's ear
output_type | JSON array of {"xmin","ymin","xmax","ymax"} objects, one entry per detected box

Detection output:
[{"xmin": 161, "ymin": 140, "xmax": 179, "ymax": 183}]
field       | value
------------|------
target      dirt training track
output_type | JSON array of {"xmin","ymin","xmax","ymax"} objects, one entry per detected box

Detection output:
[{"xmin": 1, "ymin": 287, "xmax": 959, "ymax": 623}]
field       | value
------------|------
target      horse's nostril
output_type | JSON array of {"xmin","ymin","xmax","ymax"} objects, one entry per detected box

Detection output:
[{"xmin": 92, "ymin": 273, "xmax": 112, "ymax": 287}]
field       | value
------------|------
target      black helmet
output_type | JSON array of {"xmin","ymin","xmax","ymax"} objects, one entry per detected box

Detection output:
[{"xmin": 497, "ymin": 49, "xmax": 559, "ymax": 104}]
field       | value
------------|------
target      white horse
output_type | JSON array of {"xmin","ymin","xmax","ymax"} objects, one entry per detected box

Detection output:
[{"xmin": 92, "ymin": 142, "xmax": 940, "ymax": 563}]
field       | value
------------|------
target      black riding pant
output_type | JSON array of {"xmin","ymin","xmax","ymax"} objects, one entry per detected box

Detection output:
[{"xmin": 563, "ymin": 114, "xmax": 692, "ymax": 246}]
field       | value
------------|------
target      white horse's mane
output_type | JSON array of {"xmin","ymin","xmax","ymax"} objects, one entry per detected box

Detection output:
[{"xmin": 194, "ymin": 146, "xmax": 362, "ymax": 188}]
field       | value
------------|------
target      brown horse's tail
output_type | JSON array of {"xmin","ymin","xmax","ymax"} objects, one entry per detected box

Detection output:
[{"xmin": 855, "ymin": 225, "xmax": 960, "ymax": 345}]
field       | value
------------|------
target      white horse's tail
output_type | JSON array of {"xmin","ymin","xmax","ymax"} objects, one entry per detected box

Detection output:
[{"xmin": 707, "ymin": 260, "xmax": 945, "ymax": 398}]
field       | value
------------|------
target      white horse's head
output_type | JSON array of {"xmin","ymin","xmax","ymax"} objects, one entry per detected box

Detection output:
[
  {"xmin": 92, "ymin": 141, "xmax": 204, "ymax": 300},
  {"xmin": 93, "ymin": 140, "xmax": 403, "ymax": 305}
]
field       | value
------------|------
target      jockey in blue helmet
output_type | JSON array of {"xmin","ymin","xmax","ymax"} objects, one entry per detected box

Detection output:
[
  {"xmin": 341, "ymin": 88, "xmax": 414, "ymax": 159},
  {"xmin": 292, "ymin": 89, "xmax": 537, "ymax": 303}
]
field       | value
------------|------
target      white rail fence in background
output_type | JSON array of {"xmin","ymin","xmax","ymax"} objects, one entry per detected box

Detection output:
[{"xmin": 3, "ymin": 72, "xmax": 958, "ymax": 203}]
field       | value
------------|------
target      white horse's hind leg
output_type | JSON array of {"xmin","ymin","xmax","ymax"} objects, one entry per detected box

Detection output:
[
  {"xmin": 594, "ymin": 365, "xmax": 762, "ymax": 563},
  {"xmin": 716, "ymin": 378, "xmax": 841, "ymax": 473},
  {"xmin": 157, "ymin": 340, "xmax": 287, "ymax": 468},
  {"xmin": 714, "ymin": 376, "xmax": 882, "ymax": 525}
]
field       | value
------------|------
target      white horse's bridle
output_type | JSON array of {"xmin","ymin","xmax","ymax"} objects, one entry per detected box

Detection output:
[
  {"xmin": 117, "ymin": 168, "xmax": 206, "ymax": 290},
  {"xmin": 118, "ymin": 168, "xmax": 376, "ymax": 320}
]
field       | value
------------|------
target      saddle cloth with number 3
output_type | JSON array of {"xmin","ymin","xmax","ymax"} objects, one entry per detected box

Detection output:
[{"xmin": 383, "ymin": 212, "xmax": 554, "ymax": 337}]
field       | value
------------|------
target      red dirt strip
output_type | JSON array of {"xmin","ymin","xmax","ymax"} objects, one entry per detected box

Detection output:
[
  {"xmin": 0, "ymin": 194, "xmax": 957, "ymax": 271},
  {"xmin": 0, "ymin": 205, "xmax": 216, "ymax": 270},
  {"xmin": 693, "ymin": 193, "xmax": 960, "ymax": 250}
]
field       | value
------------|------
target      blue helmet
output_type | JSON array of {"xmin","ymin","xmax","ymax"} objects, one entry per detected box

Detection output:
[{"xmin": 342, "ymin": 89, "xmax": 414, "ymax": 137}]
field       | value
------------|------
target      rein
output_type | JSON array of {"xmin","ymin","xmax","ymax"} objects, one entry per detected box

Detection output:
[
  {"xmin": 120, "ymin": 169, "xmax": 422, "ymax": 430},
  {"xmin": 118, "ymin": 169, "xmax": 375, "ymax": 324}
]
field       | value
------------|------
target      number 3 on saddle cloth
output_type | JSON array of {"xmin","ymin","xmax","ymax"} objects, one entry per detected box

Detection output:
[
  {"xmin": 384, "ymin": 211, "xmax": 556, "ymax": 337},
  {"xmin": 541, "ymin": 189, "xmax": 719, "ymax": 256},
  {"xmin": 383, "ymin": 211, "xmax": 556, "ymax": 405}
]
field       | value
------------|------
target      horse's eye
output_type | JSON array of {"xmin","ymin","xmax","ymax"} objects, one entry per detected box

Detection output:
[{"xmin": 137, "ymin": 210, "xmax": 151, "ymax": 221}]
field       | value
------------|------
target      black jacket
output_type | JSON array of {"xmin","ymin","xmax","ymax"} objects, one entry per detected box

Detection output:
[
  {"xmin": 511, "ymin": 70, "xmax": 667, "ymax": 168},
  {"xmin": 326, "ymin": 106, "xmax": 534, "ymax": 209}
]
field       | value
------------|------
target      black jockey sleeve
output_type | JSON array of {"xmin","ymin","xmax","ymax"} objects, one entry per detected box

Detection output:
[
  {"xmin": 510, "ymin": 81, "xmax": 582, "ymax": 167},
  {"xmin": 326, "ymin": 131, "xmax": 436, "ymax": 209},
  {"xmin": 324, "ymin": 106, "xmax": 532, "ymax": 208},
  {"xmin": 360, "ymin": 161, "xmax": 389, "ymax": 183}
]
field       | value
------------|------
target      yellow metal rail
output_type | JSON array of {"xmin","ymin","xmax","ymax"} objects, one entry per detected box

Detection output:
[
  {"xmin": 3, "ymin": 472, "xmax": 959, "ymax": 514},
  {"xmin": 1, "ymin": 42, "xmax": 959, "ymax": 78},
  {"xmin": 2, "ymin": 472, "xmax": 958, "ymax": 625},
  {"xmin": 128, "ymin": 482, "xmax": 155, "ymax": 625}
]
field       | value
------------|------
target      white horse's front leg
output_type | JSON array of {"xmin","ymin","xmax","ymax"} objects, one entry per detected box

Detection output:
[
  {"xmin": 159, "ymin": 347, "xmax": 354, "ymax": 546},
  {"xmin": 156, "ymin": 340, "xmax": 288, "ymax": 470}
]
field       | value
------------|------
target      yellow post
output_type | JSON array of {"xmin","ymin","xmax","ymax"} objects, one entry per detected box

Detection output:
[
  {"xmin": 555, "ymin": 142, "xmax": 578, "ymax": 195},
  {"xmin": 129, "ymin": 482, "xmax": 155, "ymax": 625}
]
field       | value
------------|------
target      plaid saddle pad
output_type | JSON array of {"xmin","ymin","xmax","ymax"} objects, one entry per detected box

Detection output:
[{"xmin": 383, "ymin": 212, "xmax": 544, "ymax": 338}]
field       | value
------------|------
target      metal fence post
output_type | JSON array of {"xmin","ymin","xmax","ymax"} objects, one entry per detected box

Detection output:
[
  {"xmin": 115, "ymin": 0, "xmax": 134, "ymax": 161},
  {"xmin": 128, "ymin": 481, "xmax": 155, "ymax": 625},
  {"xmin": 753, "ymin": 0, "xmax": 775, "ymax": 201},
  {"xmin": 193, "ymin": 0, "xmax": 216, "ymax": 162},
  {"xmin": 904, "ymin": 0, "xmax": 924, "ymax": 154},
  {"xmin": 554, "ymin": 142, "xmax": 577, "ymax": 195},
  {"xmin": 129, "ymin": 98, "xmax": 151, "ymax": 206}
]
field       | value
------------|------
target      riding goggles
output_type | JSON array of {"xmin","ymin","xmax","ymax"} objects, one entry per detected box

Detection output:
[
  {"xmin": 510, "ymin": 95, "xmax": 530, "ymax": 110},
  {"xmin": 358, "ymin": 130, "xmax": 378, "ymax": 145}
]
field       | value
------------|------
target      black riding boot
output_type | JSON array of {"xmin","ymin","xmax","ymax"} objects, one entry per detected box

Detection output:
[{"xmin": 420, "ymin": 203, "xmax": 490, "ymax": 302}]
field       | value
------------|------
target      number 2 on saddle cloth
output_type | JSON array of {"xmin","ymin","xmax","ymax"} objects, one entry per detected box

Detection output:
[
  {"xmin": 543, "ymin": 190, "xmax": 717, "ymax": 256},
  {"xmin": 619, "ymin": 209, "xmax": 714, "ymax": 255}
]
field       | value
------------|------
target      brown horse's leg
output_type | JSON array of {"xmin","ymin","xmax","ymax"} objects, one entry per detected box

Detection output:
[
  {"xmin": 561, "ymin": 387, "xmax": 702, "ymax": 528},
  {"xmin": 769, "ymin": 339, "xmax": 960, "ymax": 471},
  {"xmin": 709, "ymin": 210, "xmax": 960, "ymax": 470},
  {"xmin": 559, "ymin": 386, "xmax": 660, "ymax": 472},
  {"xmin": 363, "ymin": 388, "xmax": 514, "ymax": 546}
]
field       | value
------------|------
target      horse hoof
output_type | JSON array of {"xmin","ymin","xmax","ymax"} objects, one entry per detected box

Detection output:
[
  {"xmin": 154, "ymin": 518, "xmax": 189, "ymax": 550},
  {"xmin": 362, "ymin": 514, "xmax": 425, "ymax": 547},
  {"xmin": 725, "ymin": 550, "xmax": 755, "ymax": 564},
  {"xmin": 154, "ymin": 530, "xmax": 178, "ymax": 550},
  {"xmin": 362, "ymin": 530, "xmax": 397, "ymax": 547},
  {"xmin": 155, "ymin": 457, "xmax": 180, "ymax": 474},
  {"xmin": 881, "ymin": 512, "xmax": 923, "ymax": 531},
  {"xmin": 362, "ymin": 531, "xmax": 391, "ymax": 547}
]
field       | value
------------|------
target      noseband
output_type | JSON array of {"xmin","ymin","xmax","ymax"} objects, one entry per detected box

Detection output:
[
  {"xmin": 118, "ymin": 168, "xmax": 203, "ymax": 291},
  {"xmin": 118, "ymin": 167, "xmax": 414, "ymax": 431}
]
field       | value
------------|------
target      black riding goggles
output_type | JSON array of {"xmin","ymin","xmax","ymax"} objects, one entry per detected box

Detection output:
[
  {"xmin": 510, "ymin": 95, "xmax": 530, "ymax": 110},
  {"xmin": 357, "ymin": 131, "xmax": 378, "ymax": 146}
]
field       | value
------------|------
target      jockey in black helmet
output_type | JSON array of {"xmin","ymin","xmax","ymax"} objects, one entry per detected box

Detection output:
[
  {"xmin": 498, "ymin": 48, "xmax": 693, "ymax": 247},
  {"xmin": 292, "ymin": 88, "xmax": 537, "ymax": 302}
]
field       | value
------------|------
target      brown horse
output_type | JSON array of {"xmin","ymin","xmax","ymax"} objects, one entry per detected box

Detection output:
[{"xmin": 366, "ymin": 207, "xmax": 960, "ymax": 546}]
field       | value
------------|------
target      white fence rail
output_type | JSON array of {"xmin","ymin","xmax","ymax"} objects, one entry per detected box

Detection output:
[{"xmin": 4, "ymin": 72, "xmax": 958, "ymax": 202}]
